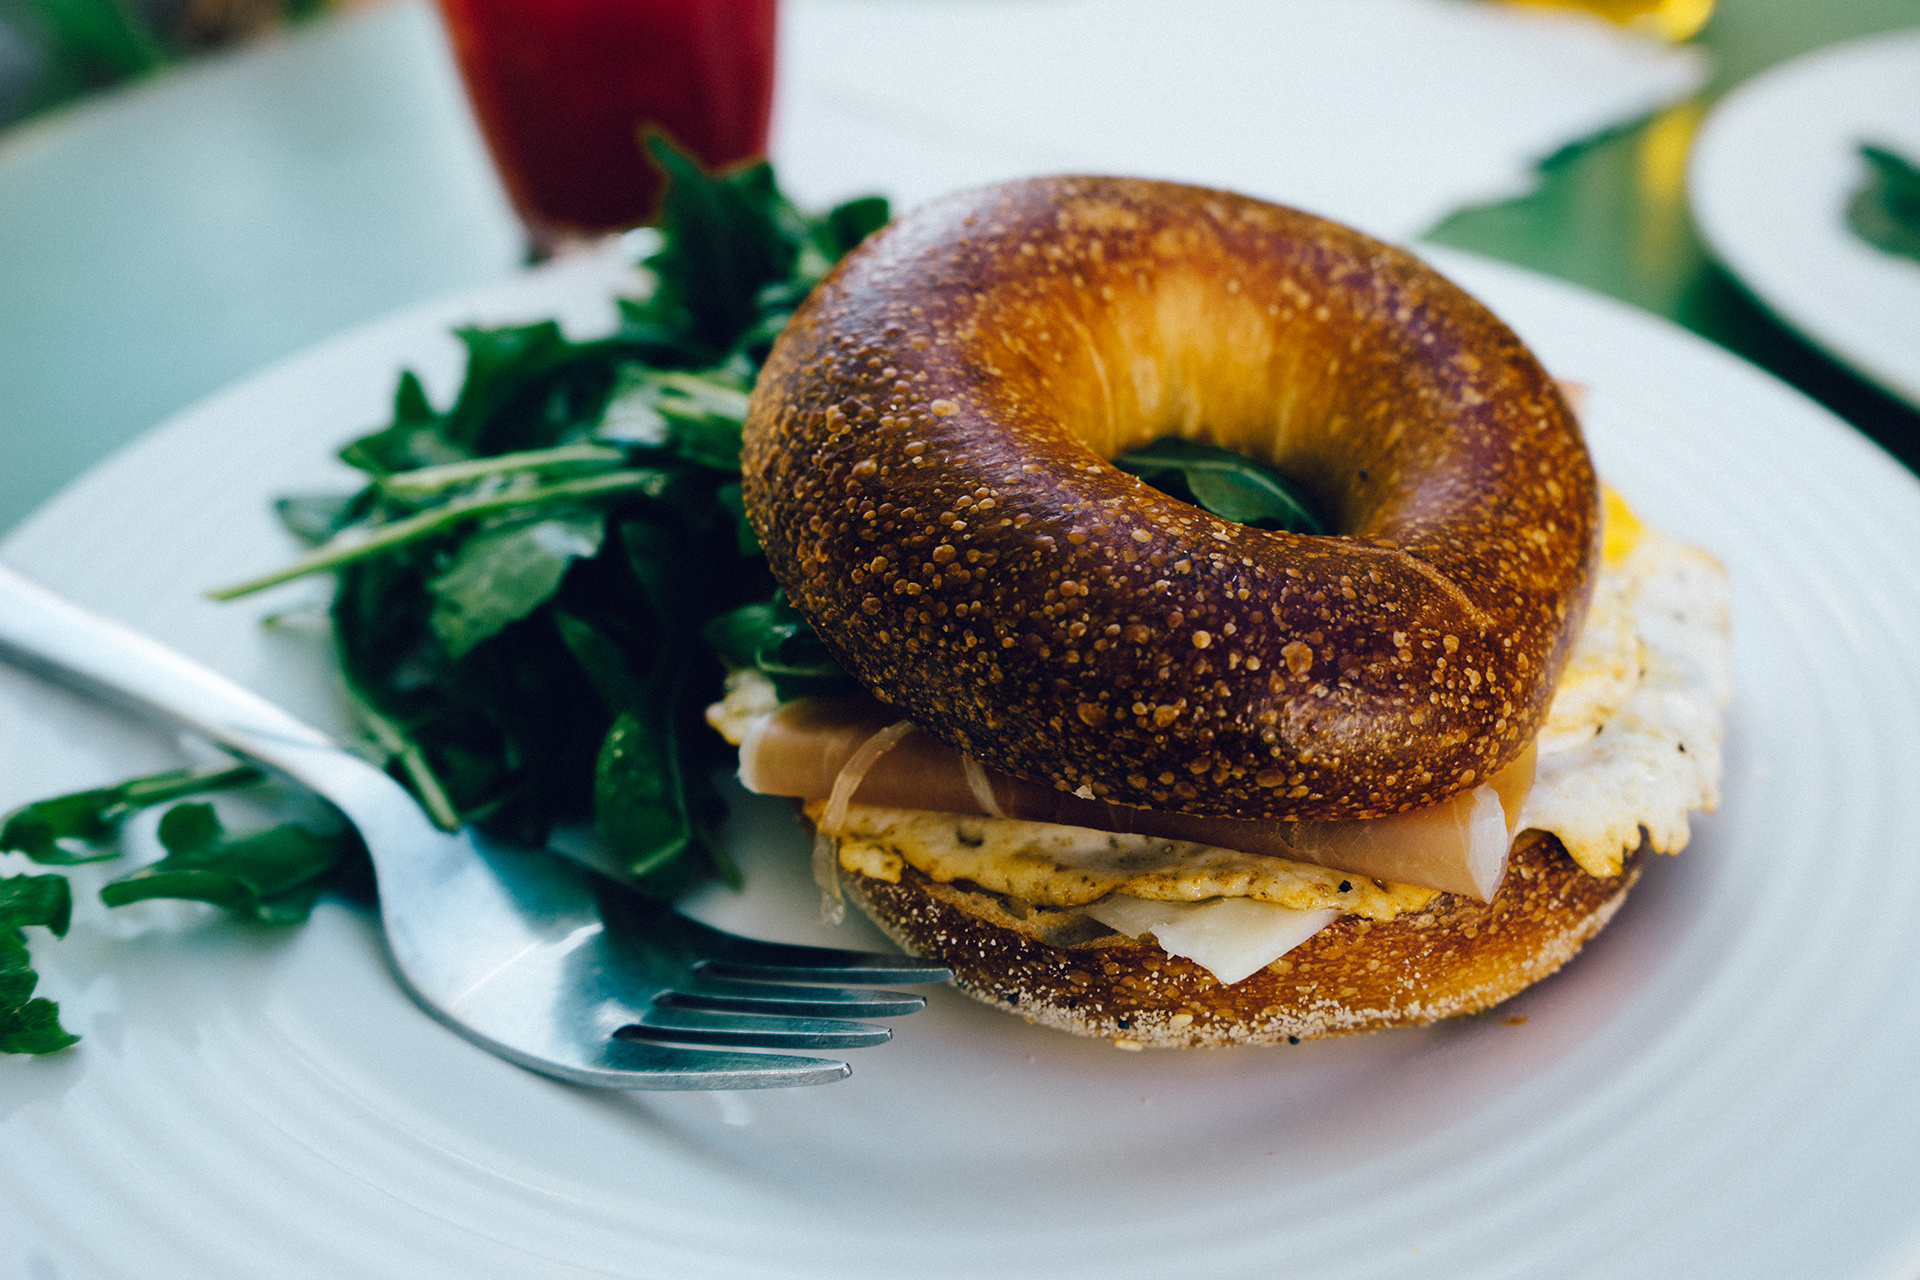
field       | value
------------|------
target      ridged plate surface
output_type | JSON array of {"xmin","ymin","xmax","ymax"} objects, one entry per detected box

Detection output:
[{"xmin": 3, "ymin": 245, "xmax": 1918, "ymax": 1278}]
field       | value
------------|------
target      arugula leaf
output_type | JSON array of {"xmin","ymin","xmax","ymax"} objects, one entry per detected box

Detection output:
[
  {"xmin": 578, "ymin": 649, "xmax": 737, "ymax": 897},
  {"xmin": 378, "ymin": 443, "xmax": 626, "ymax": 501},
  {"xmin": 1848, "ymin": 143, "xmax": 1920, "ymax": 264},
  {"xmin": 638, "ymin": 135, "xmax": 812, "ymax": 353},
  {"xmin": 210, "ymin": 469, "xmax": 670, "ymax": 599},
  {"xmin": 340, "ymin": 370, "xmax": 471, "ymax": 477},
  {"xmin": 99, "ymin": 803, "xmax": 363, "ymax": 924},
  {"xmin": 595, "ymin": 364, "xmax": 751, "ymax": 472},
  {"xmin": 554, "ymin": 527, "xmax": 735, "ymax": 893},
  {"xmin": 0, "ymin": 873, "xmax": 72, "ymax": 938},
  {"xmin": 0, "ymin": 983, "xmax": 77, "ymax": 1055},
  {"xmin": 429, "ymin": 512, "xmax": 607, "ymax": 659},
  {"xmin": 703, "ymin": 593, "xmax": 859, "ymax": 701},
  {"xmin": 818, "ymin": 196, "xmax": 892, "ymax": 260},
  {"xmin": 343, "ymin": 323, "xmax": 627, "ymax": 471},
  {"xmin": 443, "ymin": 323, "xmax": 638, "ymax": 457},
  {"xmin": 1114, "ymin": 438, "xmax": 1329, "ymax": 535},
  {"xmin": 450, "ymin": 613, "xmax": 614, "ymax": 838},
  {"xmin": 595, "ymin": 707, "xmax": 695, "ymax": 880},
  {"xmin": 1, "ymin": 872, "xmax": 77, "ymax": 1055},
  {"xmin": 344, "ymin": 686, "xmax": 462, "ymax": 831},
  {"xmin": 325, "ymin": 531, "xmax": 603, "ymax": 844},
  {"xmin": 1, "ymin": 763, "xmax": 262, "ymax": 864},
  {"xmin": 274, "ymin": 492, "xmax": 368, "ymax": 547}
]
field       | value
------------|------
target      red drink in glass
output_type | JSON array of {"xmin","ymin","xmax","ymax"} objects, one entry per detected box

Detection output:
[{"xmin": 436, "ymin": 0, "xmax": 778, "ymax": 251}]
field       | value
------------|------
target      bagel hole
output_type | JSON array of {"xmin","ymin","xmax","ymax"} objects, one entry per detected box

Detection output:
[{"xmin": 1111, "ymin": 437, "xmax": 1332, "ymax": 536}]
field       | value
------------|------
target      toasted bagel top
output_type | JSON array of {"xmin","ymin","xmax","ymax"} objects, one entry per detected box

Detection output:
[{"xmin": 743, "ymin": 177, "xmax": 1598, "ymax": 820}]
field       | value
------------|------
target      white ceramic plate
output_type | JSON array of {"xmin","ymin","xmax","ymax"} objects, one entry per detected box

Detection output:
[
  {"xmin": 6, "ymin": 247, "xmax": 1920, "ymax": 1279},
  {"xmin": 1689, "ymin": 28, "xmax": 1920, "ymax": 408}
]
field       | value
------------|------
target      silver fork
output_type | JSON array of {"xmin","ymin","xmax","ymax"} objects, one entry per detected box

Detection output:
[{"xmin": 0, "ymin": 562, "xmax": 949, "ymax": 1089}]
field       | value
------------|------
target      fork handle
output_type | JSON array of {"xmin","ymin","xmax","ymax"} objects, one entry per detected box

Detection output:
[
  {"xmin": 0, "ymin": 559, "xmax": 470, "ymax": 910},
  {"xmin": 0, "ymin": 561, "xmax": 335, "ymax": 756}
]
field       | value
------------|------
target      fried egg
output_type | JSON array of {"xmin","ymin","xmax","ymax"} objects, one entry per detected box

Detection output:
[{"xmin": 1519, "ymin": 496, "xmax": 1732, "ymax": 877}]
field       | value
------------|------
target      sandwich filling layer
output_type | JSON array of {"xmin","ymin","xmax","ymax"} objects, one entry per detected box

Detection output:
[{"xmin": 721, "ymin": 492, "xmax": 1730, "ymax": 985}]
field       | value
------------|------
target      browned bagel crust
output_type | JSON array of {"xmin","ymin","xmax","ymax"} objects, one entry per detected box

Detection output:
[
  {"xmin": 842, "ymin": 831, "xmax": 1639, "ymax": 1047},
  {"xmin": 744, "ymin": 177, "xmax": 1599, "ymax": 821}
]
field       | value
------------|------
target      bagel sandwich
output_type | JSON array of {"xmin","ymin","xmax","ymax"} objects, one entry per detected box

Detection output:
[{"xmin": 713, "ymin": 178, "xmax": 1731, "ymax": 1047}]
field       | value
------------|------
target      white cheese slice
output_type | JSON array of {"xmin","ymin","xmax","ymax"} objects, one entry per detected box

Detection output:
[
  {"xmin": 1083, "ymin": 895, "xmax": 1341, "ymax": 986},
  {"xmin": 1461, "ymin": 784, "xmax": 1510, "ymax": 901}
]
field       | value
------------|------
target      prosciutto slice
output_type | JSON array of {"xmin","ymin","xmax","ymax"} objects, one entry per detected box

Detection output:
[{"xmin": 739, "ymin": 696, "xmax": 1533, "ymax": 901}]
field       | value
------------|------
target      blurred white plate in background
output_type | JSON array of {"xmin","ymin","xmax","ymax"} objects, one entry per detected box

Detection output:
[{"xmin": 1690, "ymin": 28, "xmax": 1920, "ymax": 408}]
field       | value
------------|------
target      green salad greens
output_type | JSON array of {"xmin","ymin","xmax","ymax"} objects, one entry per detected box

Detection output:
[
  {"xmin": 1, "ymin": 138, "xmax": 1331, "ymax": 1056},
  {"xmin": 97, "ymin": 802, "xmax": 366, "ymax": 924},
  {"xmin": 211, "ymin": 136, "xmax": 887, "ymax": 900},
  {"xmin": 1, "ymin": 761, "xmax": 371, "ymax": 1050},
  {"xmin": 1, "ymin": 872, "xmax": 76, "ymax": 1055},
  {"xmin": 1848, "ymin": 144, "xmax": 1920, "ymax": 264},
  {"xmin": 0, "ymin": 762, "xmax": 260, "ymax": 865}
]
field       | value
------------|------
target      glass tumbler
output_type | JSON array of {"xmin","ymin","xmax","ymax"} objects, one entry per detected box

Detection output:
[{"xmin": 437, "ymin": 0, "xmax": 779, "ymax": 255}]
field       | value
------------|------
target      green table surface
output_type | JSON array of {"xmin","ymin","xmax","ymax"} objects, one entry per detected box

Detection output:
[
  {"xmin": 2, "ymin": 0, "xmax": 1917, "ymax": 537},
  {"xmin": 0, "ymin": 1, "xmax": 525, "ymax": 537}
]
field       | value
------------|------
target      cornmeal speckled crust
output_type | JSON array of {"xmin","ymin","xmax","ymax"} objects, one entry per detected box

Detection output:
[
  {"xmin": 841, "ymin": 831, "xmax": 1639, "ymax": 1047},
  {"xmin": 744, "ymin": 178, "xmax": 1599, "ymax": 821}
]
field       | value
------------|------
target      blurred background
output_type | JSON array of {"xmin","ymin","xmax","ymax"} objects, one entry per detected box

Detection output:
[
  {"xmin": 0, "ymin": 0, "xmax": 1916, "ymax": 534},
  {"xmin": 0, "ymin": 0, "xmax": 335, "ymax": 125}
]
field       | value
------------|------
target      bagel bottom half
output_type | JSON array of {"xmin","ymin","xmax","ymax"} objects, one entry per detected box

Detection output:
[{"xmin": 834, "ymin": 828, "xmax": 1641, "ymax": 1048}]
